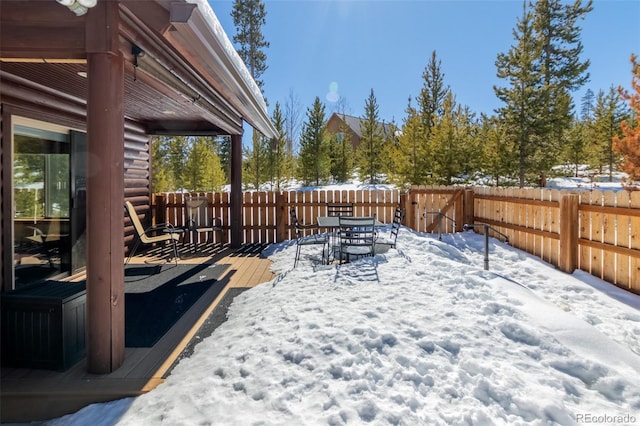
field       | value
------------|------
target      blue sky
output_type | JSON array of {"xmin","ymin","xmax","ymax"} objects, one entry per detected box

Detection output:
[{"xmin": 209, "ymin": 0, "xmax": 640, "ymax": 126}]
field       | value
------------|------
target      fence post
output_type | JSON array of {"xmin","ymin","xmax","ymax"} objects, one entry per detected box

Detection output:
[
  {"xmin": 276, "ymin": 192, "xmax": 286, "ymax": 243},
  {"xmin": 155, "ymin": 193, "xmax": 166, "ymax": 227},
  {"xmin": 559, "ymin": 193, "xmax": 579, "ymax": 273},
  {"xmin": 463, "ymin": 188, "xmax": 474, "ymax": 228},
  {"xmin": 399, "ymin": 191, "xmax": 408, "ymax": 224}
]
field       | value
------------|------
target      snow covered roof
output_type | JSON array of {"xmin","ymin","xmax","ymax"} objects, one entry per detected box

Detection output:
[{"xmin": 168, "ymin": 0, "xmax": 277, "ymax": 139}]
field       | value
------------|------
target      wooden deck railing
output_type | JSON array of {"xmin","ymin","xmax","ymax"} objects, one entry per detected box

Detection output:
[{"xmin": 151, "ymin": 186, "xmax": 640, "ymax": 294}]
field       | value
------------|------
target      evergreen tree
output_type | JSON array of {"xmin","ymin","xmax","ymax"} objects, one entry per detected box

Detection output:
[
  {"xmin": 379, "ymin": 119, "xmax": 399, "ymax": 183},
  {"xmin": 563, "ymin": 118, "xmax": 590, "ymax": 177},
  {"xmin": 184, "ymin": 137, "xmax": 226, "ymax": 192},
  {"xmin": 298, "ymin": 97, "xmax": 331, "ymax": 185},
  {"xmin": 328, "ymin": 115, "xmax": 354, "ymax": 183},
  {"xmin": 216, "ymin": 135, "xmax": 232, "ymax": 184},
  {"xmin": 478, "ymin": 115, "xmax": 516, "ymax": 186},
  {"xmin": 231, "ymin": 0, "xmax": 270, "ymax": 189},
  {"xmin": 613, "ymin": 54, "xmax": 640, "ymax": 183},
  {"xmin": 231, "ymin": 0, "xmax": 269, "ymax": 90},
  {"xmin": 532, "ymin": 0, "xmax": 592, "ymax": 174},
  {"xmin": 495, "ymin": 2, "xmax": 546, "ymax": 187},
  {"xmin": 418, "ymin": 50, "xmax": 449, "ymax": 139},
  {"xmin": 593, "ymin": 87, "xmax": 628, "ymax": 179},
  {"xmin": 391, "ymin": 98, "xmax": 424, "ymax": 185},
  {"xmin": 430, "ymin": 93, "xmax": 475, "ymax": 185},
  {"xmin": 166, "ymin": 136, "xmax": 189, "ymax": 190},
  {"xmin": 150, "ymin": 136, "xmax": 175, "ymax": 192},
  {"xmin": 356, "ymin": 89, "xmax": 384, "ymax": 184},
  {"xmin": 581, "ymin": 88, "xmax": 595, "ymax": 121},
  {"xmin": 267, "ymin": 102, "xmax": 291, "ymax": 190},
  {"xmin": 243, "ymin": 133, "xmax": 270, "ymax": 190}
]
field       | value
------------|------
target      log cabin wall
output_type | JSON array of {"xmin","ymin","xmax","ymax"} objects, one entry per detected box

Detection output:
[{"xmin": 0, "ymin": 74, "xmax": 152, "ymax": 290}]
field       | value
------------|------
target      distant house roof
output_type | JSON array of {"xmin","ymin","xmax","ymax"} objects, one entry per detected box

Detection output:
[{"xmin": 328, "ymin": 113, "xmax": 394, "ymax": 139}]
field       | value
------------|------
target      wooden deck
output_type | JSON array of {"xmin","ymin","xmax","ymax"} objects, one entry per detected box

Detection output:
[{"xmin": 1, "ymin": 244, "xmax": 275, "ymax": 423}]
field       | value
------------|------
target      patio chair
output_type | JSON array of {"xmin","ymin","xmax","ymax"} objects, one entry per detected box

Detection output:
[
  {"xmin": 124, "ymin": 201, "xmax": 180, "ymax": 265},
  {"xmin": 290, "ymin": 207, "xmax": 329, "ymax": 267},
  {"xmin": 375, "ymin": 206, "xmax": 405, "ymax": 250},
  {"xmin": 184, "ymin": 196, "xmax": 224, "ymax": 252},
  {"xmin": 337, "ymin": 216, "xmax": 376, "ymax": 263},
  {"xmin": 327, "ymin": 202, "xmax": 354, "ymax": 217}
]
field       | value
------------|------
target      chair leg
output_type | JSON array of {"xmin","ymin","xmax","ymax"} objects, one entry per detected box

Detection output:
[
  {"xmin": 294, "ymin": 244, "xmax": 301, "ymax": 268},
  {"xmin": 126, "ymin": 238, "xmax": 141, "ymax": 265},
  {"xmin": 171, "ymin": 239, "xmax": 178, "ymax": 265}
]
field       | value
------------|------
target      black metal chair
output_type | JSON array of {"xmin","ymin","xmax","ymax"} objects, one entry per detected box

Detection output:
[
  {"xmin": 337, "ymin": 216, "xmax": 376, "ymax": 263},
  {"xmin": 290, "ymin": 207, "xmax": 329, "ymax": 267},
  {"xmin": 376, "ymin": 206, "xmax": 405, "ymax": 249},
  {"xmin": 327, "ymin": 202, "xmax": 354, "ymax": 217},
  {"xmin": 184, "ymin": 196, "xmax": 224, "ymax": 252}
]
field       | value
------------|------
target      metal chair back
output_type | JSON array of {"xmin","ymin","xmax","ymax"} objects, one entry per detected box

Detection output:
[{"xmin": 327, "ymin": 203, "xmax": 354, "ymax": 217}]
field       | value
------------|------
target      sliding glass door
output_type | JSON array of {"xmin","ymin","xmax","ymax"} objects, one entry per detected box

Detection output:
[{"xmin": 12, "ymin": 118, "xmax": 86, "ymax": 288}]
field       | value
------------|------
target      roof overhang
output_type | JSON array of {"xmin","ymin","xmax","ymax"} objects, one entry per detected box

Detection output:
[{"xmin": 165, "ymin": 1, "xmax": 277, "ymax": 139}]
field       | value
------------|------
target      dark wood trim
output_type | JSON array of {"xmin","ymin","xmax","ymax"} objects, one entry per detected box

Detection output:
[
  {"xmin": 85, "ymin": 0, "xmax": 125, "ymax": 374},
  {"xmin": 230, "ymin": 133, "xmax": 243, "ymax": 249},
  {"xmin": 0, "ymin": 108, "xmax": 10, "ymax": 292}
]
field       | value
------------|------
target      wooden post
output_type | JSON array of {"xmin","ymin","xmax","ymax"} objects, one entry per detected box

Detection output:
[
  {"xmin": 406, "ymin": 190, "xmax": 418, "ymax": 232},
  {"xmin": 559, "ymin": 193, "xmax": 579, "ymax": 273},
  {"xmin": 275, "ymin": 192, "xmax": 286, "ymax": 242},
  {"xmin": 399, "ymin": 191, "xmax": 409, "ymax": 225},
  {"xmin": 85, "ymin": 0, "xmax": 125, "ymax": 374},
  {"xmin": 463, "ymin": 188, "xmax": 474, "ymax": 228},
  {"xmin": 230, "ymin": 133, "xmax": 243, "ymax": 249}
]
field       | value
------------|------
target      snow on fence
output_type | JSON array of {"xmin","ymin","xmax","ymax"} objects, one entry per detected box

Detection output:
[{"xmin": 152, "ymin": 186, "xmax": 640, "ymax": 294}]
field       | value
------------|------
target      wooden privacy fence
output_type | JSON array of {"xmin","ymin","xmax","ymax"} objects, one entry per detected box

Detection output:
[
  {"xmin": 473, "ymin": 187, "xmax": 640, "ymax": 293},
  {"xmin": 151, "ymin": 186, "xmax": 640, "ymax": 294},
  {"xmin": 152, "ymin": 189, "xmax": 406, "ymax": 245}
]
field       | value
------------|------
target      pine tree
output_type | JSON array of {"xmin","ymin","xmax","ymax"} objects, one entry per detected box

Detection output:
[
  {"xmin": 356, "ymin": 89, "xmax": 384, "ymax": 184},
  {"xmin": 215, "ymin": 135, "xmax": 232, "ymax": 184},
  {"xmin": 150, "ymin": 136, "xmax": 175, "ymax": 192},
  {"xmin": 478, "ymin": 115, "xmax": 516, "ymax": 186},
  {"xmin": 418, "ymin": 50, "xmax": 449, "ymax": 139},
  {"xmin": 231, "ymin": 0, "xmax": 270, "ymax": 189},
  {"xmin": 379, "ymin": 119, "xmax": 399, "ymax": 183},
  {"xmin": 243, "ymin": 133, "xmax": 270, "ymax": 190},
  {"xmin": 593, "ymin": 87, "xmax": 628, "ymax": 179},
  {"xmin": 495, "ymin": 2, "xmax": 545, "ymax": 187},
  {"xmin": 184, "ymin": 137, "xmax": 226, "ymax": 192},
  {"xmin": 328, "ymin": 115, "xmax": 354, "ymax": 183},
  {"xmin": 267, "ymin": 102, "xmax": 291, "ymax": 191},
  {"xmin": 430, "ymin": 93, "xmax": 476, "ymax": 185},
  {"xmin": 394, "ymin": 98, "xmax": 425, "ymax": 185},
  {"xmin": 563, "ymin": 118, "xmax": 589, "ymax": 177},
  {"xmin": 231, "ymin": 0, "xmax": 269, "ymax": 90},
  {"xmin": 298, "ymin": 97, "xmax": 330, "ymax": 185},
  {"xmin": 613, "ymin": 54, "xmax": 640, "ymax": 184},
  {"xmin": 532, "ymin": 0, "xmax": 592, "ymax": 175},
  {"xmin": 581, "ymin": 89, "xmax": 595, "ymax": 121}
]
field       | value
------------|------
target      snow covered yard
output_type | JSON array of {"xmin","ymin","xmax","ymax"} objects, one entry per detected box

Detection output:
[{"xmin": 44, "ymin": 228, "xmax": 640, "ymax": 425}]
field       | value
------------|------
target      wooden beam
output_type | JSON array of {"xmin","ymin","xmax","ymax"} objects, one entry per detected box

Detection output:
[
  {"xmin": 0, "ymin": 2, "xmax": 85, "ymax": 59},
  {"xmin": 230, "ymin": 133, "xmax": 243, "ymax": 249},
  {"xmin": 85, "ymin": 0, "xmax": 125, "ymax": 374}
]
